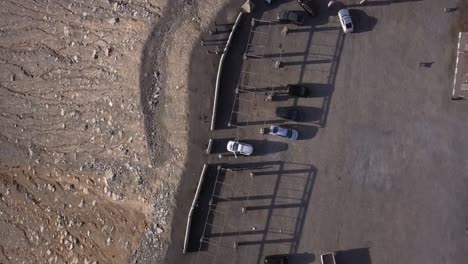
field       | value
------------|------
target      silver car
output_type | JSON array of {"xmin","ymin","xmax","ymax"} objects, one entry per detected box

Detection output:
[
  {"xmin": 269, "ymin": 125, "xmax": 299, "ymax": 140},
  {"xmin": 338, "ymin": 9, "xmax": 353, "ymax": 33},
  {"xmin": 227, "ymin": 140, "xmax": 254, "ymax": 156}
]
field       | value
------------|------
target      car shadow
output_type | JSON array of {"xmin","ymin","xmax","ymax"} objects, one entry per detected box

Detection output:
[
  {"xmin": 211, "ymin": 137, "xmax": 236, "ymax": 154},
  {"xmin": 211, "ymin": 138, "xmax": 289, "ymax": 156},
  {"xmin": 275, "ymin": 106, "xmax": 323, "ymax": 123},
  {"xmin": 296, "ymin": 106, "xmax": 323, "ymax": 122},
  {"xmin": 242, "ymin": 139, "xmax": 289, "ymax": 156},
  {"xmin": 307, "ymin": 83, "xmax": 333, "ymax": 97},
  {"xmin": 335, "ymin": 248, "xmax": 372, "ymax": 264},
  {"xmin": 289, "ymin": 252, "xmax": 316, "ymax": 264},
  {"xmin": 349, "ymin": 9, "xmax": 378, "ymax": 33}
]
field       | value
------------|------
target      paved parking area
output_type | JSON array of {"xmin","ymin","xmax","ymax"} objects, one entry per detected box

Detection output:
[
  {"xmin": 190, "ymin": 162, "xmax": 315, "ymax": 264},
  {"xmin": 167, "ymin": 0, "xmax": 468, "ymax": 263}
]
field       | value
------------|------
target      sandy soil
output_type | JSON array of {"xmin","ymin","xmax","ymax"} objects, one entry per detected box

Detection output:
[
  {"xmin": 0, "ymin": 0, "xmax": 165, "ymax": 263},
  {"xmin": 133, "ymin": 0, "xmax": 238, "ymax": 262},
  {"xmin": 0, "ymin": 0, "xmax": 237, "ymax": 263}
]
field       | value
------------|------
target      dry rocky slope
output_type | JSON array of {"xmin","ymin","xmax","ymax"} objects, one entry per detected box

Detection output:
[
  {"xmin": 0, "ymin": 0, "xmax": 232, "ymax": 263},
  {"xmin": 0, "ymin": 0, "xmax": 162, "ymax": 263}
]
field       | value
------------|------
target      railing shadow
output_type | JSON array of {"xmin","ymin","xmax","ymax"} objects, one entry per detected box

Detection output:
[
  {"xmin": 227, "ymin": 4, "xmax": 345, "ymax": 129},
  {"xmin": 335, "ymin": 248, "xmax": 372, "ymax": 264},
  {"xmin": 211, "ymin": 138, "xmax": 289, "ymax": 156},
  {"xmin": 188, "ymin": 161, "xmax": 317, "ymax": 264}
]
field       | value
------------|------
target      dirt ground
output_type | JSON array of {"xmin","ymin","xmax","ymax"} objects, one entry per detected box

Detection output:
[{"xmin": 0, "ymin": 0, "xmax": 228, "ymax": 263}]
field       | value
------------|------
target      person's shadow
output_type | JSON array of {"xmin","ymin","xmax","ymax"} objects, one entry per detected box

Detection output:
[{"xmin": 419, "ymin": 62, "xmax": 434, "ymax": 68}]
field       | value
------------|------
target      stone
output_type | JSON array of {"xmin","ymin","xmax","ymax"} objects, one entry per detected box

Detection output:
[
  {"xmin": 108, "ymin": 17, "xmax": 119, "ymax": 25},
  {"xmin": 105, "ymin": 47, "xmax": 112, "ymax": 56},
  {"xmin": 111, "ymin": 193, "xmax": 120, "ymax": 201},
  {"xmin": 105, "ymin": 168, "xmax": 114, "ymax": 180}
]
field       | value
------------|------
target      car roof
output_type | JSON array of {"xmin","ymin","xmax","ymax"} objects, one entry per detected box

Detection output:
[
  {"xmin": 288, "ymin": 11, "xmax": 298, "ymax": 18},
  {"xmin": 338, "ymin": 9, "xmax": 350, "ymax": 16},
  {"xmin": 271, "ymin": 125, "xmax": 288, "ymax": 136}
]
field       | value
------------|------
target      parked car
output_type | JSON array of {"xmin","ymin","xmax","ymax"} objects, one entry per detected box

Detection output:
[
  {"xmin": 338, "ymin": 9, "xmax": 353, "ymax": 33},
  {"xmin": 276, "ymin": 11, "xmax": 304, "ymax": 25},
  {"xmin": 297, "ymin": 0, "xmax": 318, "ymax": 17},
  {"xmin": 287, "ymin": 84, "xmax": 311, "ymax": 97},
  {"xmin": 265, "ymin": 254, "xmax": 289, "ymax": 264},
  {"xmin": 320, "ymin": 252, "xmax": 336, "ymax": 264},
  {"xmin": 275, "ymin": 107, "xmax": 303, "ymax": 121},
  {"xmin": 269, "ymin": 125, "xmax": 299, "ymax": 140},
  {"xmin": 227, "ymin": 140, "xmax": 253, "ymax": 156}
]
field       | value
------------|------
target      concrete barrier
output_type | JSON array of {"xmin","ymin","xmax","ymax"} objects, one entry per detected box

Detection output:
[
  {"xmin": 206, "ymin": 138, "xmax": 213, "ymax": 154},
  {"xmin": 210, "ymin": 11, "xmax": 244, "ymax": 131},
  {"xmin": 182, "ymin": 164, "xmax": 208, "ymax": 254}
]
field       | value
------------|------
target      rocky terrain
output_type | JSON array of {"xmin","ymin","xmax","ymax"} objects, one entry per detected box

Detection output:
[
  {"xmin": 0, "ymin": 0, "xmax": 165, "ymax": 263},
  {"xmin": 0, "ymin": 0, "xmax": 235, "ymax": 263}
]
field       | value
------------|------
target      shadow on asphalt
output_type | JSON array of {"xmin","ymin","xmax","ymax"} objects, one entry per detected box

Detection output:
[
  {"xmin": 349, "ymin": 9, "xmax": 378, "ymax": 33},
  {"xmin": 304, "ymin": 83, "xmax": 333, "ymax": 97},
  {"xmin": 166, "ymin": 0, "xmax": 343, "ymax": 263},
  {"xmin": 336, "ymin": 248, "xmax": 372, "ymax": 264},
  {"xmin": 187, "ymin": 161, "xmax": 317, "ymax": 264},
  {"xmin": 232, "ymin": 104, "xmax": 323, "ymax": 126},
  {"xmin": 211, "ymin": 138, "xmax": 289, "ymax": 156},
  {"xmin": 221, "ymin": 0, "xmax": 346, "ymax": 130},
  {"xmin": 232, "ymin": 118, "xmax": 287, "ymax": 126},
  {"xmin": 274, "ymin": 105, "xmax": 324, "ymax": 123},
  {"xmin": 347, "ymin": 0, "xmax": 423, "ymax": 8},
  {"xmin": 289, "ymin": 252, "xmax": 316, "ymax": 264},
  {"xmin": 296, "ymin": 106, "xmax": 323, "ymax": 122},
  {"xmin": 262, "ymin": 0, "xmax": 296, "ymax": 11}
]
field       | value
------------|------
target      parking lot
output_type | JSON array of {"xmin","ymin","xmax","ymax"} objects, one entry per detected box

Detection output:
[{"xmin": 166, "ymin": 0, "xmax": 468, "ymax": 263}]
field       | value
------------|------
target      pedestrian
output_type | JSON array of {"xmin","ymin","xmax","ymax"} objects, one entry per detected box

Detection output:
[
  {"xmin": 451, "ymin": 95, "xmax": 465, "ymax": 100},
  {"xmin": 444, "ymin": 7, "xmax": 457, "ymax": 13},
  {"xmin": 419, "ymin": 62, "xmax": 434, "ymax": 68}
]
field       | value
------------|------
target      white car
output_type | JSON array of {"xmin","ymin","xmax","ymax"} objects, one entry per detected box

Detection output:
[
  {"xmin": 227, "ymin": 141, "xmax": 254, "ymax": 156},
  {"xmin": 338, "ymin": 9, "xmax": 353, "ymax": 33},
  {"xmin": 269, "ymin": 125, "xmax": 299, "ymax": 140}
]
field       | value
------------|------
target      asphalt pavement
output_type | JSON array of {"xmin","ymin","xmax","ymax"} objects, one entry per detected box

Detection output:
[{"xmin": 166, "ymin": 0, "xmax": 468, "ymax": 263}]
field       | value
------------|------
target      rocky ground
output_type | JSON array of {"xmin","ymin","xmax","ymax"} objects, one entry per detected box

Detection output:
[
  {"xmin": 0, "ymin": 0, "xmax": 167, "ymax": 263},
  {"xmin": 0, "ymin": 0, "xmax": 234, "ymax": 263}
]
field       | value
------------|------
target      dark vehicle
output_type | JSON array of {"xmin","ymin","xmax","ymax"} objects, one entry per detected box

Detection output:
[
  {"xmin": 276, "ymin": 107, "xmax": 302, "ymax": 121},
  {"xmin": 321, "ymin": 252, "xmax": 337, "ymax": 264},
  {"xmin": 265, "ymin": 254, "xmax": 289, "ymax": 264},
  {"xmin": 276, "ymin": 11, "xmax": 304, "ymax": 25},
  {"xmin": 287, "ymin": 84, "xmax": 311, "ymax": 97},
  {"xmin": 297, "ymin": 0, "xmax": 318, "ymax": 17}
]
